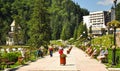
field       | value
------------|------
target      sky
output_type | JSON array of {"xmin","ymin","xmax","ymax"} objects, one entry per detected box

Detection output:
[{"xmin": 73, "ymin": 0, "xmax": 120, "ymax": 12}]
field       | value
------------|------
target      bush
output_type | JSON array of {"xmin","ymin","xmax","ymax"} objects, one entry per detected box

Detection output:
[{"xmin": 2, "ymin": 52, "xmax": 21, "ymax": 62}]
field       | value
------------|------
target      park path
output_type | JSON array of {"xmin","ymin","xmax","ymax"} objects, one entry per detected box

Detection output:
[{"xmin": 15, "ymin": 46, "xmax": 108, "ymax": 71}]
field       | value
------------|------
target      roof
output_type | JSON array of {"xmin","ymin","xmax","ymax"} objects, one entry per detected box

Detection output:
[{"xmin": 10, "ymin": 20, "xmax": 15, "ymax": 27}]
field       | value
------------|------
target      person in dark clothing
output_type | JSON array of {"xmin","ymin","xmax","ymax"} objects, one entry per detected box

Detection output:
[
  {"xmin": 37, "ymin": 48, "xmax": 43, "ymax": 58},
  {"xmin": 49, "ymin": 45, "xmax": 53, "ymax": 57}
]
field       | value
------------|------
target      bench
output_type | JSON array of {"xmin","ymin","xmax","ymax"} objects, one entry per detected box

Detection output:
[{"xmin": 0, "ymin": 58, "xmax": 15, "ymax": 69}]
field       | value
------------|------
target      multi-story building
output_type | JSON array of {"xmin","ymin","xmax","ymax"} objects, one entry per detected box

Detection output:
[
  {"xmin": 83, "ymin": 15, "xmax": 90, "ymax": 29},
  {"xmin": 83, "ymin": 11, "xmax": 111, "ymax": 36}
]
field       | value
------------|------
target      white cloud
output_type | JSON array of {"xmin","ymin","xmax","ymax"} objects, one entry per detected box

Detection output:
[{"xmin": 97, "ymin": 0, "xmax": 120, "ymax": 6}]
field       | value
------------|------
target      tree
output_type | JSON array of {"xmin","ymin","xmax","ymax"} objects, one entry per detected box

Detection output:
[
  {"xmin": 60, "ymin": 20, "xmax": 71, "ymax": 40},
  {"xmin": 0, "ymin": 0, "xmax": 89, "ymax": 45},
  {"xmin": 11, "ymin": 0, "xmax": 33, "ymax": 45},
  {"xmin": 28, "ymin": 0, "xmax": 51, "ymax": 48},
  {"xmin": 49, "ymin": 0, "xmax": 89, "ymax": 40},
  {"xmin": 78, "ymin": 22, "xmax": 87, "ymax": 38},
  {"xmin": 116, "ymin": 3, "xmax": 120, "ymax": 21},
  {"xmin": 0, "ymin": 0, "xmax": 14, "ymax": 45}
]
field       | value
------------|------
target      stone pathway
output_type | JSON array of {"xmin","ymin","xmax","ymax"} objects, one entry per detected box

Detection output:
[{"xmin": 15, "ymin": 47, "xmax": 108, "ymax": 71}]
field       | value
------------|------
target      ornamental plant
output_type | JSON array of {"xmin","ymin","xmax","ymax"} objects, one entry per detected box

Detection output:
[{"xmin": 60, "ymin": 53, "xmax": 67, "ymax": 58}]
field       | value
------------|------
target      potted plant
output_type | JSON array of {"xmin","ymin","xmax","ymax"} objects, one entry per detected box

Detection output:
[{"xmin": 60, "ymin": 53, "xmax": 67, "ymax": 65}]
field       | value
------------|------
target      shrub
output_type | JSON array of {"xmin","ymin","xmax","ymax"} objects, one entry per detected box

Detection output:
[{"xmin": 2, "ymin": 52, "xmax": 21, "ymax": 62}]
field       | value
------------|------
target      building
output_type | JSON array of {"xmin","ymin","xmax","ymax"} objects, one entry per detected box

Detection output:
[
  {"xmin": 83, "ymin": 15, "xmax": 90, "ymax": 29},
  {"xmin": 111, "ymin": 6, "xmax": 115, "ymax": 21},
  {"xmin": 6, "ymin": 20, "xmax": 21, "ymax": 45},
  {"xmin": 83, "ymin": 11, "xmax": 111, "ymax": 36},
  {"xmin": 6, "ymin": 20, "xmax": 15, "ymax": 45}
]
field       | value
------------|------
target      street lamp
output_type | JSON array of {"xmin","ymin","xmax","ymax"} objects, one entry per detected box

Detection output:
[
  {"xmin": 89, "ymin": 25, "xmax": 92, "ymax": 46},
  {"xmin": 112, "ymin": 25, "xmax": 117, "ymax": 65},
  {"xmin": 88, "ymin": 37, "xmax": 92, "ymax": 46},
  {"xmin": 112, "ymin": 0, "xmax": 117, "ymax": 65},
  {"xmin": 100, "ymin": 37, "xmax": 102, "ymax": 47}
]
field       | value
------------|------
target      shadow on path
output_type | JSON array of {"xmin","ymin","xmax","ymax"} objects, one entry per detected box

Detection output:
[{"xmin": 65, "ymin": 64, "xmax": 75, "ymax": 66}]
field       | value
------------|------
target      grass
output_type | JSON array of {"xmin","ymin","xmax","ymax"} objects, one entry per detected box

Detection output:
[
  {"xmin": 105, "ymin": 48, "xmax": 120, "ymax": 68},
  {"xmin": 92, "ymin": 35, "xmax": 120, "ymax": 68}
]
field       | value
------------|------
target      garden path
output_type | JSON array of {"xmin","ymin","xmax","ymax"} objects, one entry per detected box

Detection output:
[{"xmin": 15, "ymin": 46, "xmax": 108, "ymax": 71}]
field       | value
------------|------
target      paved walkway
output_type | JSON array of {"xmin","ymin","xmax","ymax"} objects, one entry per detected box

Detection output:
[{"xmin": 15, "ymin": 47, "xmax": 108, "ymax": 71}]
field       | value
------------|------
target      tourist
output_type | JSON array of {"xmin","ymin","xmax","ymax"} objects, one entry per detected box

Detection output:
[
  {"xmin": 49, "ymin": 45, "xmax": 54, "ymax": 57},
  {"xmin": 90, "ymin": 48, "xmax": 98, "ymax": 58},
  {"xmin": 97, "ymin": 47, "xmax": 108, "ymax": 63},
  {"xmin": 59, "ymin": 46, "xmax": 63, "ymax": 55}
]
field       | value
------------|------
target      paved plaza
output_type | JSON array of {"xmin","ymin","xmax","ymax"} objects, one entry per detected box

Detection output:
[{"xmin": 15, "ymin": 47, "xmax": 108, "ymax": 71}]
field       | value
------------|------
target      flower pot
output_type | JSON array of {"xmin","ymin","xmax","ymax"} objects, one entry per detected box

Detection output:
[{"xmin": 60, "ymin": 57, "xmax": 66, "ymax": 65}]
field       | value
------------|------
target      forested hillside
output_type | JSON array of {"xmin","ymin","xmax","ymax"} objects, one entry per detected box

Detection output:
[{"xmin": 0, "ymin": 0, "xmax": 89, "ymax": 47}]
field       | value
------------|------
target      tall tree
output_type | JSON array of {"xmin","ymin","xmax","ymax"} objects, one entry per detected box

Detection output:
[
  {"xmin": 116, "ymin": 3, "xmax": 120, "ymax": 21},
  {"xmin": 0, "ymin": 0, "xmax": 14, "ymax": 45},
  {"xmin": 74, "ymin": 22, "xmax": 88, "ymax": 39},
  {"xmin": 28, "ymin": 0, "xmax": 51, "ymax": 48},
  {"xmin": 11, "ymin": 0, "xmax": 33, "ymax": 44},
  {"xmin": 49, "ymin": 0, "xmax": 63, "ymax": 40},
  {"xmin": 60, "ymin": 19, "xmax": 71, "ymax": 40}
]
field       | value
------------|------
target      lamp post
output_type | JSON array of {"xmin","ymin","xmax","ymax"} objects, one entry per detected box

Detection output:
[
  {"xmin": 100, "ymin": 37, "xmax": 102, "ymax": 47},
  {"xmin": 77, "ymin": 31, "xmax": 85, "ymax": 46},
  {"xmin": 89, "ymin": 25, "xmax": 92, "ymax": 46},
  {"xmin": 112, "ymin": 0, "xmax": 117, "ymax": 65},
  {"xmin": 112, "ymin": 25, "xmax": 117, "ymax": 65}
]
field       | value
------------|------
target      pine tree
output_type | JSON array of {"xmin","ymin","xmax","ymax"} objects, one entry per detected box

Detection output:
[{"xmin": 28, "ymin": 0, "xmax": 51, "ymax": 48}]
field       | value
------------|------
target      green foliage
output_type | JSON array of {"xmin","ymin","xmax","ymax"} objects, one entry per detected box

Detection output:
[
  {"xmin": 50, "ymin": 40, "xmax": 64, "ymax": 46},
  {"xmin": 73, "ymin": 27, "xmax": 78, "ymax": 39},
  {"xmin": 0, "ymin": 0, "xmax": 32, "ymax": 45},
  {"xmin": 60, "ymin": 20, "xmax": 71, "ymax": 40},
  {"xmin": 28, "ymin": 0, "xmax": 51, "ymax": 48},
  {"xmin": 116, "ymin": 3, "xmax": 120, "ymax": 21},
  {"xmin": 49, "ymin": 0, "xmax": 89, "ymax": 40},
  {"xmin": 74, "ymin": 22, "xmax": 88, "ymax": 40},
  {"xmin": 106, "ymin": 48, "xmax": 120, "ymax": 68},
  {"xmin": 0, "ymin": 0, "xmax": 89, "ymax": 46},
  {"xmin": 60, "ymin": 53, "xmax": 67, "ymax": 58},
  {"xmin": 2, "ymin": 52, "xmax": 21, "ymax": 62},
  {"xmin": 92, "ymin": 35, "xmax": 113, "ymax": 48},
  {"xmin": 67, "ymin": 38, "xmax": 76, "ymax": 45}
]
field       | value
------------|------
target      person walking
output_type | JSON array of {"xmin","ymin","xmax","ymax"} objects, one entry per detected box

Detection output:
[
  {"xmin": 59, "ymin": 46, "xmax": 63, "ymax": 55},
  {"xmin": 49, "ymin": 45, "xmax": 53, "ymax": 57}
]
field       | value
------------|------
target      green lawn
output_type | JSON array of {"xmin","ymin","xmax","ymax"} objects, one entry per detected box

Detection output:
[{"xmin": 106, "ymin": 48, "xmax": 120, "ymax": 68}]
